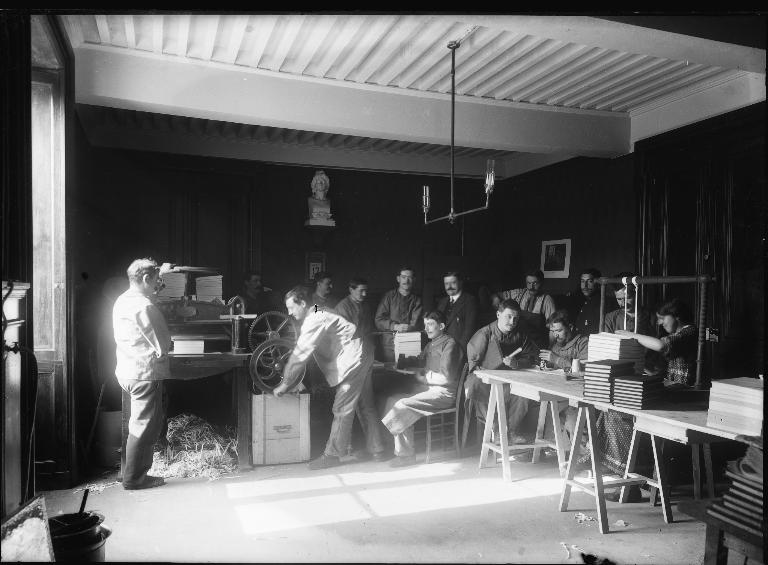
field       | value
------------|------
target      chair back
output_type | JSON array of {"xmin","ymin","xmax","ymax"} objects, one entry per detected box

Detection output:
[{"xmin": 454, "ymin": 361, "xmax": 469, "ymax": 413}]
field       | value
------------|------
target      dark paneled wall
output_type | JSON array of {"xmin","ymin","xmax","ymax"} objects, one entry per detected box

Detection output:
[{"xmin": 463, "ymin": 155, "xmax": 636, "ymax": 297}]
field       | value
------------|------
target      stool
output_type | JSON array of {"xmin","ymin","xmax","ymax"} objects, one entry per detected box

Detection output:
[{"xmin": 620, "ymin": 419, "xmax": 724, "ymax": 523}]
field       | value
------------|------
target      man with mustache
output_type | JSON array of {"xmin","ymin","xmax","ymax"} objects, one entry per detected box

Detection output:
[
  {"xmin": 435, "ymin": 270, "xmax": 478, "ymax": 351},
  {"xmin": 374, "ymin": 266, "xmax": 423, "ymax": 362}
]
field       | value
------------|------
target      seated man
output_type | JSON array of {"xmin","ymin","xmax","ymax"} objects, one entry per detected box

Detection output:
[
  {"xmin": 240, "ymin": 270, "xmax": 283, "ymax": 314},
  {"xmin": 381, "ymin": 311, "xmax": 463, "ymax": 467},
  {"xmin": 571, "ymin": 267, "xmax": 618, "ymax": 336},
  {"xmin": 335, "ymin": 277, "xmax": 388, "ymax": 461},
  {"xmin": 501, "ymin": 269, "xmax": 556, "ymax": 348},
  {"xmin": 538, "ymin": 310, "xmax": 586, "ymax": 446},
  {"xmin": 311, "ymin": 271, "xmax": 338, "ymax": 311},
  {"xmin": 435, "ymin": 270, "xmax": 479, "ymax": 351},
  {"xmin": 275, "ymin": 286, "xmax": 367, "ymax": 470},
  {"xmin": 374, "ymin": 266, "xmax": 423, "ymax": 362},
  {"xmin": 465, "ymin": 298, "xmax": 539, "ymax": 444},
  {"xmin": 539, "ymin": 309, "xmax": 589, "ymax": 372},
  {"xmin": 603, "ymin": 275, "xmax": 653, "ymax": 335}
]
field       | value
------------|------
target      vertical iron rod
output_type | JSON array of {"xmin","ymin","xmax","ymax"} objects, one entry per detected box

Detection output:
[
  {"xmin": 450, "ymin": 42, "xmax": 456, "ymax": 221},
  {"xmin": 696, "ymin": 280, "xmax": 707, "ymax": 389}
]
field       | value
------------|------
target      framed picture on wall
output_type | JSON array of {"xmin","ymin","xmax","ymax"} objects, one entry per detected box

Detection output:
[
  {"xmin": 540, "ymin": 238, "xmax": 571, "ymax": 278},
  {"xmin": 306, "ymin": 251, "xmax": 326, "ymax": 282}
]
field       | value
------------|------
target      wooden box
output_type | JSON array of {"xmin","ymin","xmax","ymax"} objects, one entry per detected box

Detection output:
[{"xmin": 252, "ymin": 393, "xmax": 311, "ymax": 465}]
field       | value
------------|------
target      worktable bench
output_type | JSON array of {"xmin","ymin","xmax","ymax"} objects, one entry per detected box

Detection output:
[
  {"xmin": 120, "ymin": 352, "xmax": 253, "ymax": 477},
  {"xmin": 474, "ymin": 368, "xmax": 747, "ymax": 534}
]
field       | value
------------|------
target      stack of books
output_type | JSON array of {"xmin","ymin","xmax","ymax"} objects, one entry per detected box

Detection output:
[
  {"xmin": 195, "ymin": 275, "xmax": 223, "ymax": 303},
  {"xmin": 587, "ymin": 332, "xmax": 645, "ymax": 373},
  {"xmin": 706, "ymin": 377, "xmax": 764, "ymax": 435},
  {"xmin": 707, "ymin": 469, "xmax": 764, "ymax": 536},
  {"xmin": 583, "ymin": 360, "xmax": 635, "ymax": 403},
  {"xmin": 157, "ymin": 272, "xmax": 187, "ymax": 301},
  {"xmin": 394, "ymin": 332, "xmax": 422, "ymax": 364},
  {"xmin": 172, "ymin": 335, "xmax": 205, "ymax": 354},
  {"xmin": 612, "ymin": 374, "xmax": 664, "ymax": 409}
]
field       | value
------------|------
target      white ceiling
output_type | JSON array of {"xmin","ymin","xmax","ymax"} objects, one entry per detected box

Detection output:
[{"xmin": 58, "ymin": 14, "xmax": 766, "ymax": 179}]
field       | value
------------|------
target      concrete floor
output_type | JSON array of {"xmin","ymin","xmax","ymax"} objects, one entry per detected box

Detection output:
[{"xmin": 41, "ymin": 449, "xmax": 733, "ymax": 564}]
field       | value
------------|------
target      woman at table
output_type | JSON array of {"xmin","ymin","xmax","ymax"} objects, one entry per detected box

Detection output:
[{"xmin": 617, "ymin": 297, "xmax": 697, "ymax": 388}]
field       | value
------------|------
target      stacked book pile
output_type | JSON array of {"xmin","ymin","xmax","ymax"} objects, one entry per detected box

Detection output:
[
  {"xmin": 707, "ymin": 469, "xmax": 764, "ymax": 536},
  {"xmin": 157, "ymin": 272, "xmax": 187, "ymax": 301},
  {"xmin": 394, "ymin": 332, "xmax": 422, "ymax": 364},
  {"xmin": 583, "ymin": 360, "xmax": 635, "ymax": 403},
  {"xmin": 587, "ymin": 332, "xmax": 645, "ymax": 373},
  {"xmin": 612, "ymin": 374, "xmax": 664, "ymax": 409},
  {"xmin": 706, "ymin": 377, "xmax": 763, "ymax": 435},
  {"xmin": 195, "ymin": 275, "xmax": 223, "ymax": 303},
  {"xmin": 172, "ymin": 335, "xmax": 205, "ymax": 354}
]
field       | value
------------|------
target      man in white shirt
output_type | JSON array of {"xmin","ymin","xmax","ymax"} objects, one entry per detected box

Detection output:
[
  {"xmin": 501, "ymin": 269, "xmax": 555, "ymax": 348},
  {"xmin": 276, "ymin": 286, "xmax": 367, "ymax": 470},
  {"xmin": 113, "ymin": 258, "xmax": 172, "ymax": 490}
]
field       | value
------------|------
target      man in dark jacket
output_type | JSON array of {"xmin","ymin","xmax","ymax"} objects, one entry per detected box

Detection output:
[
  {"xmin": 571, "ymin": 267, "xmax": 618, "ymax": 336},
  {"xmin": 465, "ymin": 298, "xmax": 539, "ymax": 444},
  {"xmin": 435, "ymin": 271, "xmax": 479, "ymax": 352}
]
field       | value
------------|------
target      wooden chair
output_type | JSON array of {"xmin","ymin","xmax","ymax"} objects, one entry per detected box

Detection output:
[{"xmin": 421, "ymin": 362, "xmax": 469, "ymax": 464}]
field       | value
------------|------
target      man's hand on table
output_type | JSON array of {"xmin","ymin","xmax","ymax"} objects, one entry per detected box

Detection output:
[
  {"xmin": 502, "ymin": 355, "xmax": 522, "ymax": 369},
  {"xmin": 392, "ymin": 323, "xmax": 410, "ymax": 332},
  {"xmin": 538, "ymin": 350, "xmax": 555, "ymax": 363}
]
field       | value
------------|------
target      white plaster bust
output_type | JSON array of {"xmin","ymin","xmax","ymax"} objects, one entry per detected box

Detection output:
[{"xmin": 306, "ymin": 170, "xmax": 335, "ymax": 226}]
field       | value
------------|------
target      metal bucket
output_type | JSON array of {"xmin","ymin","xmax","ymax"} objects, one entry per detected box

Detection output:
[{"xmin": 48, "ymin": 511, "xmax": 112, "ymax": 562}]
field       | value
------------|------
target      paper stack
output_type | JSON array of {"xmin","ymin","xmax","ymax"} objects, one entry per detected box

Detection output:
[
  {"xmin": 706, "ymin": 377, "xmax": 763, "ymax": 435},
  {"xmin": 157, "ymin": 272, "xmax": 187, "ymax": 301},
  {"xmin": 195, "ymin": 275, "xmax": 223, "ymax": 303},
  {"xmin": 612, "ymin": 374, "xmax": 664, "ymax": 409},
  {"xmin": 583, "ymin": 359, "xmax": 635, "ymax": 403},
  {"xmin": 587, "ymin": 332, "xmax": 645, "ymax": 373},
  {"xmin": 394, "ymin": 331, "xmax": 422, "ymax": 364},
  {"xmin": 172, "ymin": 336, "xmax": 205, "ymax": 354},
  {"xmin": 707, "ymin": 469, "xmax": 764, "ymax": 536}
]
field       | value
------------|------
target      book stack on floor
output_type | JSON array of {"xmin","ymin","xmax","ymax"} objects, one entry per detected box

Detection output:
[
  {"xmin": 394, "ymin": 331, "xmax": 422, "ymax": 367},
  {"xmin": 707, "ymin": 470, "xmax": 764, "ymax": 536},
  {"xmin": 706, "ymin": 377, "xmax": 764, "ymax": 435},
  {"xmin": 582, "ymin": 360, "xmax": 634, "ymax": 403},
  {"xmin": 195, "ymin": 275, "xmax": 223, "ymax": 303},
  {"xmin": 587, "ymin": 332, "xmax": 645, "ymax": 373},
  {"xmin": 612, "ymin": 374, "xmax": 665, "ymax": 409}
]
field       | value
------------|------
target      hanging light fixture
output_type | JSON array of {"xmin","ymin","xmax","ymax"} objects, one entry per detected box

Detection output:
[{"xmin": 422, "ymin": 37, "xmax": 495, "ymax": 225}]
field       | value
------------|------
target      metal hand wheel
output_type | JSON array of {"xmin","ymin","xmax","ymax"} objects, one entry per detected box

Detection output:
[
  {"xmin": 247, "ymin": 311, "xmax": 297, "ymax": 352},
  {"xmin": 248, "ymin": 338, "xmax": 305, "ymax": 394}
]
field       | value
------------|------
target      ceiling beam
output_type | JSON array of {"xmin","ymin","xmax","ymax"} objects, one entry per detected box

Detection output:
[
  {"xmin": 449, "ymin": 15, "xmax": 765, "ymax": 74},
  {"xmin": 630, "ymin": 71, "xmax": 765, "ymax": 144},
  {"xmin": 77, "ymin": 107, "xmax": 553, "ymax": 179},
  {"xmin": 73, "ymin": 46, "xmax": 630, "ymax": 157}
]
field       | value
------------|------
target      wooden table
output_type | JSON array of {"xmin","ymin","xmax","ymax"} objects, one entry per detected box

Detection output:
[
  {"xmin": 474, "ymin": 368, "xmax": 745, "ymax": 534},
  {"xmin": 120, "ymin": 352, "xmax": 252, "ymax": 476}
]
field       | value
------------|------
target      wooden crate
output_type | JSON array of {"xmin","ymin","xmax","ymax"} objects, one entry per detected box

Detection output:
[{"xmin": 252, "ymin": 393, "xmax": 311, "ymax": 465}]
